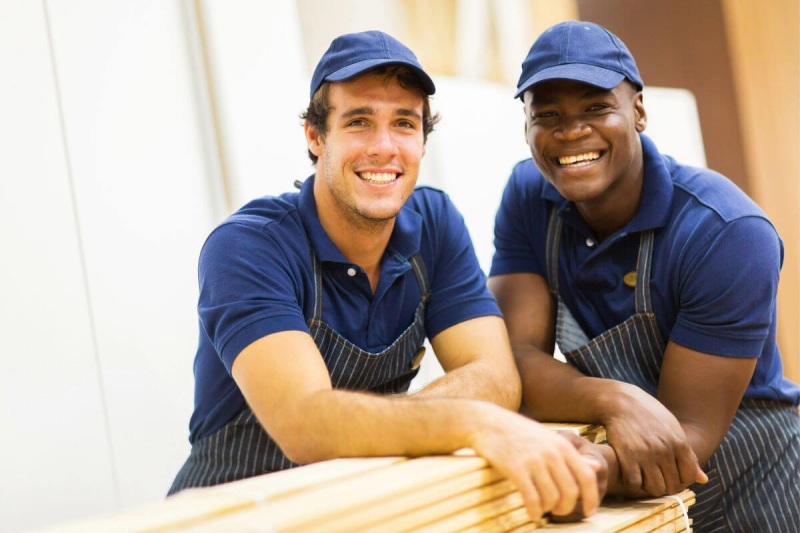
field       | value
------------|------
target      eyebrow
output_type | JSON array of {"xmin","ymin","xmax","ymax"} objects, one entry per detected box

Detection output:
[{"xmin": 339, "ymin": 106, "xmax": 422, "ymax": 120}]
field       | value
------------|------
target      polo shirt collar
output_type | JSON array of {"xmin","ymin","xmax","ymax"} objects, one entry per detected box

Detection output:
[
  {"xmin": 539, "ymin": 133, "xmax": 674, "ymax": 233},
  {"xmin": 297, "ymin": 175, "xmax": 422, "ymax": 264}
]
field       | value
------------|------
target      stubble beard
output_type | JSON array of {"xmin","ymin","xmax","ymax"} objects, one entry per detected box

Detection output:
[{"xmin": 324, "ymin": 151, "xmax": 400, "ymax": 235}]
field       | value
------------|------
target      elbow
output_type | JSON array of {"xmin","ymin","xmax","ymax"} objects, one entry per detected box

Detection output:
[
  {"xmin": 499, "ymin": 367, "xmax": 522, "ymax": 411},
  {"xmin": 277, "ymin": 432, "xmax": 336, "ymax": 465}
]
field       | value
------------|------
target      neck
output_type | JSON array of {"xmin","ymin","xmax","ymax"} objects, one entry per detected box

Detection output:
[
  {"xmin": 315, "ymin": 194, "xmax": 394, "ymax": 293},
  {"xmin": 577, "ymin": 166, "xmax": 644, "ymax": 243}
]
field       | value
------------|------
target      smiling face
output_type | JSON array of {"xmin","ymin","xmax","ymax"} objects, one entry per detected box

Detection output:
[
  {"xmin": 523, "ymin": 79, "xmax": 647, "ymax": 210},
  {"xmin": 306, "ymin": 72, "xmax": 426, "ymax": 233}
]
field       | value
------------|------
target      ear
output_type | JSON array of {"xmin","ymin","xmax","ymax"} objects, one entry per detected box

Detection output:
[
  {"xmin": 304, "ymin": 121, "xmax": 323, "ymax": 157},
  {"xmin": 633, "ymin": 93, "xmax": 647, "ymax": 132}
]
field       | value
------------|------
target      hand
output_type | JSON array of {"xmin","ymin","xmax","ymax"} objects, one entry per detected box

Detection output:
[
  {"xmin": 547, "ymin": 431, "xmax": 609, "ymax": 522},
  {"xmin": 469, "ymin": 408, "xmax": 600, "ymax": 522},
  {"xmin": 604, "ymin": 384, "xmax": 707, "ymax": 496}
]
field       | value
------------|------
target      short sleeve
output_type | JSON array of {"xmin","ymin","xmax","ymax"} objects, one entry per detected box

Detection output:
[
  {"xmin": 198, "ymin": 222, "xmax": 310, "ymax": 371},
  {"xmin": 490, "ymin": 162, "xmax": 548, "ymax": 277},
  {"xmin": 670, "ymin": 216, "xmax": 782, "ymax": 357},
  {"xmin": 419, "ymin": 191, "xmax": 501, "ymax": 338}
]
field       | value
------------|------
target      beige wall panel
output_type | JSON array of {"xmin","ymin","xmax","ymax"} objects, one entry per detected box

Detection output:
[
  {"xmin": 531, "ymin": 0, "xmax": 579, "ymax": 33},
  {"xmin": 723, "ymin": 0, "xmax": 800, "ymax": 383}
]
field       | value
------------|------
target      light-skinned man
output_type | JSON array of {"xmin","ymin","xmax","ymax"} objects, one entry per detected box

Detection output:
[{"xmin": 170, "ymin": 30, "xmax": 603, "ymax": 522}]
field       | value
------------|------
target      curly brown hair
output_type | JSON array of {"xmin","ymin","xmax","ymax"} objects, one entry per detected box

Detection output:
[{"xmin": 300, "ymin": 65, "xmax": 440, "ymax": 165}]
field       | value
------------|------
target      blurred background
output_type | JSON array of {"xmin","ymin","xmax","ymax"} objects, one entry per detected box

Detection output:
[{"xmin": 1, "ymin": 0, "xmax": 797, "ymax": 530}]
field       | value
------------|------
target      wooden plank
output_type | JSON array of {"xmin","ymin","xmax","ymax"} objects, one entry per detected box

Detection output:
[
  {"xmin": 41, "ymin": 457, "xmax": 404, "ymax": 533},
  {"xmin": 304, "ymin": 467, "xmax": 506, "ymax": 532},
  {"xmin": 413, "ymin": 489, "xmax": 528, "ymax": 533},
  {"xmin": 543, "ymin": 422, "xmax": 607, "ymax": 444},
  {"xmin": 460, "ymin": 504, "xmax": 536, "ymax": 533},
  {"xmin": 174, "ymin": 456, "xmax": 405, "ymax": 503},
  {"xmin": 539, "ymin": 491, "xmax": 694, "ymax": 533},
  {"xmin": 173, "ymin": 455, "xmax": 489, "ymax": 532},
  {"xmin": 359, "ymin": 478, "xmax": 521, "ymax": 533}
]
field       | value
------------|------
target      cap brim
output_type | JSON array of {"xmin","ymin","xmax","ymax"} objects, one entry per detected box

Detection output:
[
  {"xmin": 325, "ymin": 58, "xmax": 436, "ymax": 95},
  {"xmin": 514, "ymin": 64, "xmax": 624, "ymax": 98}
]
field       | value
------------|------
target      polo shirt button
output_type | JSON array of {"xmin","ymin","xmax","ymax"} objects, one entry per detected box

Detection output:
[
  {"xmin": 585, "ymin": 238, "xmax": 596, "ymax": 247},
  {"xmin": 346, "ymin": 267, "xmax": 357, "ymax": 277}
]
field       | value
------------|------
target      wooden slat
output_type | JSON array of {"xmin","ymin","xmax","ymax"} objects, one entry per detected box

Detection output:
[
  {"xmin": 360, "ymin": 478, "xmax": 521, "ymax": 533},
  {"xmin": 306, "ymin": 467, "xmax": 506, "ymax": 532},
  {"xmin": 458, "ymin": 502, "xmax": 538, "ymax": 533},
  {"xmin": 413, "ymin": 489, "xmax": 528, "ymax": 533},
  {"xmin": 40, "ymin": 457, "xmax": 404, "ymax": 533},
  {"xmin": 174, "ymin": 455, "xmax": 405, "ymax": 503},
  {"xmin": 543, "ymin": 422, "xmax": 607, "ymax": 444},
  {"xmin": 173, "ymin": 455, "xmax": 489, "ymax": 532},
  {"xmin": 539, "ymin": 491, "xmax": 694, "ymax": 533}
]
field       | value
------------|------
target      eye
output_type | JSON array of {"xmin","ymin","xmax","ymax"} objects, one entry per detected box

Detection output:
[
  {"xmin": 532, "ymin": 110, "xmax": 558, "ymax": 120},
  {"xmin": 586, "ymin": 103, "xmax": 609, "ymax": 112},
  {"xmin": 345, "ymin": 118, "xmax": 368, "ymax": 127},
  {"xmin": 396, "ymin": 119, "xmax": 417, "ymax": 129}
]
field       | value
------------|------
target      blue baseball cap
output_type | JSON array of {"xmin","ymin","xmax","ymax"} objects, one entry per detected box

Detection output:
[
  {"xmin": 309, "ymin": 30, "xmax": 436, "ymax": 99},
  {"xmin": 515, "ymin": 21, "xmax": 643, "ymax": 99}
]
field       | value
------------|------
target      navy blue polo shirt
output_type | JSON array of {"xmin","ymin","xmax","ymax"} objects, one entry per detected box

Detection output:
[
  {"xmin": 188, "ymin": 177, "xmax": 500, "ymax": 442},
  {"xmin": 491, "ymin": 134, "xmax": 799, "ymax": 405}
]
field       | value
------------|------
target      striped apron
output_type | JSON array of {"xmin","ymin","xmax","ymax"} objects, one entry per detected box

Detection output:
[
  {"xmin": 168, "ymin": 250, "xmax": 430, "ymax": 495},
  {"xmin": 546, "ymin": 209, "xmax": 800, "ymax": 532}
]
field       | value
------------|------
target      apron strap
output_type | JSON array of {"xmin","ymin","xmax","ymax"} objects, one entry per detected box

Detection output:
[
  {"xmin": 545, "ymin": 207, "xmax": 563, "ymax": 294},
  {"xmin": 408, "ymin": 252, "xmax": 431, "ymax": 302},
  {"xmin": 634, "ymin": 230, "xmax": 655, "ymax": 314},
  {"xmin": 311, "ymin": 250, "xmax": 324, "ymax": 322}
]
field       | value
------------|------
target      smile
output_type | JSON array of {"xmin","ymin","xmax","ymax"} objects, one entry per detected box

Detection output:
[
  {"xmin": 357, "ymin": 171, "xmax": 398, "ymax": 184},
  {"xmin": 555, "ymin": 151, "xmax": 603, "ymax": 167}
]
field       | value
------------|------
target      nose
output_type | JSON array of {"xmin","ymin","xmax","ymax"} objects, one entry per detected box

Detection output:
[
  {"xmin": 553, "ymin": 116, "xmax": 591, "ymax": 141},
  {"xmin": 367, "ymin": 125, "xmax": 400, "ymax": 159}
]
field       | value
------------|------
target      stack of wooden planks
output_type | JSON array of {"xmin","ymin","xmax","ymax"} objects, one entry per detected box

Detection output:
[{"xmin": 42, "ymin": 424, "xmax": 694, "ymax": 533}]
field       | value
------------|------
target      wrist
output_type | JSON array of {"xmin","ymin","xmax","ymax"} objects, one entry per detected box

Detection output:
[{"xmin": 581, "ymin": 377, "xmax": 633, "ymax": 424}]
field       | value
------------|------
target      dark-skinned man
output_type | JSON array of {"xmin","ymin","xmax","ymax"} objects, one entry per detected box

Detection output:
[
  {"xmin": 169, "ymin": 30, "xmax": 604, "ymax": 523},
  {"xmin": 489, "ymin": 21, "xmax": 800, "ymax": 532}
]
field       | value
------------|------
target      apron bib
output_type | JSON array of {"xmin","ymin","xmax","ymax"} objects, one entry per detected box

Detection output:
[
  {"xmin": 169, "ymin": 249, "xmax": 429, "ymax": 494},
  {"xmin": 545, "ymin": 209, "xmax": 800, "ymax": 532}
]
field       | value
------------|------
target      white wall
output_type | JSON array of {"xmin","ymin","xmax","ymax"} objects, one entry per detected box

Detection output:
[
  {"xmin": 1, "ymin": 0, "xmax": 225, "ymax": 529},
  {"xmin": 0, "ymin": 1, "xmax": 706, "ymax": 530}
]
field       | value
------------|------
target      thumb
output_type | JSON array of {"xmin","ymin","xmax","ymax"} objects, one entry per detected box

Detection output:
[{"xmin": 695, "ymin": 465, "xmax": 708, "ymax": 484}]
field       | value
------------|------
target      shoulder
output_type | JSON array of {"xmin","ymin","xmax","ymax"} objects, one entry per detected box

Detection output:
[
  {"xmin": 201, "ymin": 192, "xmax": 307, "ymax": 270},
  {"xmin": 667, "ymin": 157, "xmax": 769, "ymax": 223},
  {"xmin": 662, "ymin": 158, "xmax": 781, "ymax": 258}
]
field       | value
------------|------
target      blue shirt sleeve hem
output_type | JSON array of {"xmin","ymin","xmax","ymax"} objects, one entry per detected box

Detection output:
[
  {"xmin": 220, "ymin": 315, "xmax": 310, "ymax": 371},
  {"xmin": 670, "ymin": 324, "xmax": 765, "ymax": 358},
  {"xmin": 427, "ymin": 297, "xmax": 502, "ymax": 340}
]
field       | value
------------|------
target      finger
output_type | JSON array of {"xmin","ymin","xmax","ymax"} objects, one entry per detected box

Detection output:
[
  {"xmin": 695, "ymin": 464, "xmax": 709, "ymax": 484},
  {"xmin": 658, "ymin": 454, "xmax": 683, "ymax": 495},
  {"xmin": 540, "ymin": 453, "xmax": 578, "ymax": 516},
  {"xmin": 561, "ymin": 447, "xmax": 600, "ymax": 517},
  {"xmin": 675, "ymin": 445, "xmax": 702, "ymax": 486},
  {"xmin": 617, "ymin": 452, "xmax": 643, "ymax": 491},
  {"xmin": 642, "ymin": 463, "xmax": 667, "ymax": 496},
  {"xmin": 504, "ymin": 465, "xmax": 543, "ymax": 522}
]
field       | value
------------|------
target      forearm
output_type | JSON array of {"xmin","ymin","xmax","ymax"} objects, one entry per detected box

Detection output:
[
  {"xmin": 271, "ymin": 389, "xmax": 497, "ymax": 464},
  {"xmin": 516, "ymin": 346, "xmax": 629, "ymax": 423},
  {"xmin": 411, "ymin": 358, "xmax": 521, "ymax": 411}
]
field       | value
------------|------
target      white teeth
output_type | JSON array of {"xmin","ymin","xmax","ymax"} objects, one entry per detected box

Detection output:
[
  {"xmin": 558, "ymin": 151, "xmax": 601, "ymax": 166},
  {"xmin": 359, "ymin": 172, "xmax": 397, "ymax": 183}
]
